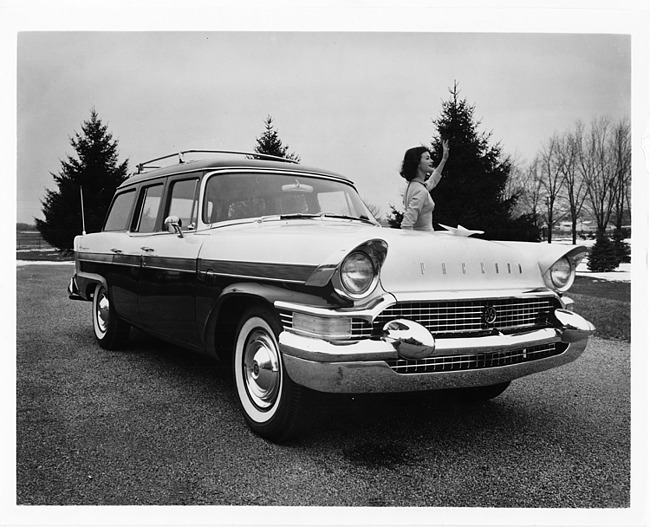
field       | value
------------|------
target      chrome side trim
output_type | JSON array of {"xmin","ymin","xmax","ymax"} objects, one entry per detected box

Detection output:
[
  {"xmin": 200, "ymin": 259, "xmax": 316, "ymax": 284},
  {"xmin": 275, "ymin": 294, "xmax": 398, "ymax": 324}
]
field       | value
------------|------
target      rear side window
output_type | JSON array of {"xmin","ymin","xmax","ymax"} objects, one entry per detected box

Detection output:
[
  {"xmin": 103, "ymin": 190, "xmax": 136, "ymax": 232},
  {"xmin": 167, "ymin": 178, "xmax": 199, "ymax": 230},
  {"xmin": 135, "ymin": 184, "xmax": 164, "ymax": 233}
]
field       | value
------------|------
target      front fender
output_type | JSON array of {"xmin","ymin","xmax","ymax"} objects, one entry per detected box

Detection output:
[
  {"xmin": 495, "ymin": 241, "xmax": 588, "ymax": 274},
  {"xmin": 201, "ymin": 282, "xmax": 344, "ymax": 358}
]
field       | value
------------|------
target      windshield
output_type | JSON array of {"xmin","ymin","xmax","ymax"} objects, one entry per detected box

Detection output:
[{"xmin": 203, "ymin": 172, "xmax": 376, "ymax": 225}]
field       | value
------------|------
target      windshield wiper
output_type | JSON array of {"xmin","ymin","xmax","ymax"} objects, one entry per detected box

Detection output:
[
  {"xmin": 279, "ymin": 213, "xmax": 322, "ymax": 220},
  {"xmin": 280, "ymin": 212, "xmax": 374, "ymax": 224},
  {"xmin": 322, "ymin": 213, "xmax": 375, "ymax": 224}
]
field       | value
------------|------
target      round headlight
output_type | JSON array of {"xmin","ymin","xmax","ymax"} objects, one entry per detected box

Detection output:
[
  {"xmin": 340, "ymin": 251, "xmax": 375, "ymax": 296},
  {"xmin": 549, "ymin": 257, "xmax": 573, "ymax": 290}
]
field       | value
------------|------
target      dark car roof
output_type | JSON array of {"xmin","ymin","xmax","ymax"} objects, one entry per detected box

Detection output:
[{"xmin": 120, "ymin": 153, "xmax": 352, "ymax": 189}]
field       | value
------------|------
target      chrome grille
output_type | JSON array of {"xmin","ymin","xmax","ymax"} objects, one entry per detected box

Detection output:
[
  {"xmin": 386, "ymin": 342, "xmax": 567, "ymax": 374},
  {"xmin": 374, "ymin": 297, "xmax": 557, "ymax": 336},
  {"xmin": 279, "ymin": 311, "xmax": 293, "ymax": 329},
  {"xmin": 352, "ymin": 319, "xmax": 372, "ymax": 339}
]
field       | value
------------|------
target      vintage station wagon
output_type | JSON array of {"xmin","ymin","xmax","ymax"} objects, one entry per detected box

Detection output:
[{"xmin": 68, "ymin": 150, "xmax": 595, "ymax": 442}]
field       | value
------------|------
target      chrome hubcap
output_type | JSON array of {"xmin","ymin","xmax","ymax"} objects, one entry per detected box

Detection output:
[
  {"xmin": 96, "ymin": 290, "xmax": 110, "ymax": 334},
  {"xmin": 242, "ymin": 329, "xmax": 280, "ymax": 410}
]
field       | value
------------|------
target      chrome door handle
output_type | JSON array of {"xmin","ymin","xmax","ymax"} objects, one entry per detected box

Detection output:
[
  {"xmin": 141, "ymin": 246, "xmax": 154, "ymax": 253},
  {"xmin": 110, "ymin": 248, "xmax": 123, "ymax": 254}
]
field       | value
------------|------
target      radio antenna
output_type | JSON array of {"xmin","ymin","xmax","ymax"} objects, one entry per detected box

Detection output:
[{"xmin": 80, "ymin": 186, "xmax": 87, "ymax": 235}]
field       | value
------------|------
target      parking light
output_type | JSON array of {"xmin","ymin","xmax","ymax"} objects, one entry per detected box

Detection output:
[{"xmin": 292, "ymin": 313, "xmax": 353, "ymax": 340}]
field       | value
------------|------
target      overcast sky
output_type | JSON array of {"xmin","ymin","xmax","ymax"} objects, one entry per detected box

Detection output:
[{"xmin": 8, "ymin": 5, "xmax": 645, "ymax": 225}]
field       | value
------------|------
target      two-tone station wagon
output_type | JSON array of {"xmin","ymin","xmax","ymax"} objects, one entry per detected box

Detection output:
[{"xmin": 68, "ymin": 150, "xmax": 595, "ymax": 442}]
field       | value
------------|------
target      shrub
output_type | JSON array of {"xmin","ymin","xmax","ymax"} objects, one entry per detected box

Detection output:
[
  {"xmin": 587, "ymin": 234, "xmax": 619, "ymax": 272},
  {"xmin": 612, "ymin": 232, "xmax": 631, "ymax": 264}
]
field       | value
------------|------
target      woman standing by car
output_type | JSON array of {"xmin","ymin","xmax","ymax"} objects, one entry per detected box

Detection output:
[{"xmin": 400, "ymin": 140, "xmax": 450, "ymax": 231}]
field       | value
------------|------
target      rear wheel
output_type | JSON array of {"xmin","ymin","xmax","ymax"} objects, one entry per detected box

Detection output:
[
  {"xmin": 92, "ymin": 283, "xmax": 130, "ymax": 350},
  {"xmin": 233, "ymin": 306, "xmax": 311, "ymax": 442}
]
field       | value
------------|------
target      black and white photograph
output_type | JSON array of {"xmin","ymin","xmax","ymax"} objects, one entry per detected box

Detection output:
[{"xmin": 4, "ymin": 1, "xmax": 649, "ymax": 526}]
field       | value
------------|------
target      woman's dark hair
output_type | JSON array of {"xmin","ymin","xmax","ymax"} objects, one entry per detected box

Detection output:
[{"xmin": 400, "ymin": 146, "xmax": 429, "ymax": 181}]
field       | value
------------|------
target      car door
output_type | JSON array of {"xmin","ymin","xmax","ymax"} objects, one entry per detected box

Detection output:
[{"xmin": 137, "ymin": 176, "xmax": 204, "ymax": 347}]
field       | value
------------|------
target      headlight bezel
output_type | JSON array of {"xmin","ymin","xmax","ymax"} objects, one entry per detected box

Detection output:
[
  {"xmin": 546, "ymin": 256, "xmax": 576, "ymax": 293},
  {"xmin": 327, "ymin": 239, "xmax": 388, "ymax": 301}
]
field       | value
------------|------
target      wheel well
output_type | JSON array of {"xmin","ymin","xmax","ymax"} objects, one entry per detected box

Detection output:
[
  {"xmin": 211, "ymin": 296, "xmax": 276, "ymax": 362},
  {"xmin": 86, "ymin": 281, "xmax": 100, "ymax": 299}
]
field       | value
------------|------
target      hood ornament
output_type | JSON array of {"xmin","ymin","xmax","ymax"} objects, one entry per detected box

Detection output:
[{"xmin": 439, "ymin": 224, "xmax": 484, "ymax": 237}]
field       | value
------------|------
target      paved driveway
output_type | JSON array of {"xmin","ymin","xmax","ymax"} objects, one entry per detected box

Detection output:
[{"xmin": 12, "ymin": 263, "xmax": 635, "ymax": 523}]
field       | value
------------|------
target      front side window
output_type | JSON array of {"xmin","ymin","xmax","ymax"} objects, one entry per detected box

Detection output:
[
  {"xmin": 167, "ymin": 178, "xmax": 199, "ymax": 230},
  {"xmin": 135, "ymin": 183, "xmax": 164, "ymax": 233},
  {"xmin": 103, "ymin": 189, "xmax": 136, "ymax": 232},
  {"xmin": 203, "ymin": 172, "xmax": 374, "ymax": 224}
]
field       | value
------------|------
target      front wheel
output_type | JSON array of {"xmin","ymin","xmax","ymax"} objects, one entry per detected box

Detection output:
[
  {"xmin": 92, "ymin": 283, "xmax": 130, "ymax": 350},
  {"xmin": 233, "ymin": 306, "xmax": 311, "ymax": 442}
]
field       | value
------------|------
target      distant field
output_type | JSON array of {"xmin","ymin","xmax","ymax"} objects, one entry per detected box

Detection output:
[
  {"xmin": 16, "ymin": 231, "xmax": 52, "ymax": 250},
  {"xmin": 16, "ymin": 248, "xmax": 73, "ymax": 262}
]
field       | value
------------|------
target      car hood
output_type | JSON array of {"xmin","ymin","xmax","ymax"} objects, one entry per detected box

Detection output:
[
  {"xmin": 377, "ymin": 229, "xmax": 546, "ymax": 297},
  {"xmin": 197, "ymin": 220, "xmax": 585, "ymax": 297}
]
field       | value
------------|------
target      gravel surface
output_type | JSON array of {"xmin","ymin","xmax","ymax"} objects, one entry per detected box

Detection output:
[{"xmin": 14, "ymin": 264, "xmax": 633, "ymax": 516}]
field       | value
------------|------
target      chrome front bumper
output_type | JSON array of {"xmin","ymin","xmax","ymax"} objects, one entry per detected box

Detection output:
[{"xmin": 279, "ymin": 309, "xmax": 595, "ymax": 394}]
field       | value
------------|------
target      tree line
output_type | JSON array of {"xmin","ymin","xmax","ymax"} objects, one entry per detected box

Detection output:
[
  {"xmin": 35, "ymin": 112, "xmax": 298, "ymax": 251},
  {"xmin": 506, "ymin": 116, "xmax": 631, "ymax": 271},
  {"xmin": 36, "ymin": 88, "xmax": 631, "ymax": 273},
  {"xmin": 508, "ymin": 117, "xmax": 631, "ymax": 242}
]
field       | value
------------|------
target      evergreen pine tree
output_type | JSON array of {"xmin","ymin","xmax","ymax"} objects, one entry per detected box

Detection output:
[
  {"xmin": 254, "ymin": 115, "xmax": 301, "ymax": 162},
  {"xmin": 386, "ymin": 204, "xmax": 403, "ymax": 229},
  {"xmin": 611, "ymin": 231, "xmax": 631, "ymax": 264},
  {"xmin": 431, "ymin": 83, "xmax": 538, "ymax": 241},
  {"xmin": 588, "ymin": 234, "xmax": 619, "ymax": 272},
  {"xmin": 36, "ymin": 109, "xmax": 128, "ymax": 251}
]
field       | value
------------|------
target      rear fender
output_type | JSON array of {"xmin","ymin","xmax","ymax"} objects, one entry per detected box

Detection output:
[{"xmin": 73, "ymin": 271, "xmax": 108, "ymax": 300}]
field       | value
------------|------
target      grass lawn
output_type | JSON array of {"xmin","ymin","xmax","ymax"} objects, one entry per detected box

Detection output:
[{"xmin": 569, "ymin": 276, "xmax": 630, "ymax": 342}]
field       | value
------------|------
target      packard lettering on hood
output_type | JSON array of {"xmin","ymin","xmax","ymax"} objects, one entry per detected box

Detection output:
[{"xmin": 67, "ymin": 150, "xmax": 595, "ymax": 443}]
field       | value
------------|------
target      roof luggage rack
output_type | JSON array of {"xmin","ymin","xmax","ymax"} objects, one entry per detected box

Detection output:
[{"xmin": 134, "ymin": 149, "xmax": 299, "ymax": 174}]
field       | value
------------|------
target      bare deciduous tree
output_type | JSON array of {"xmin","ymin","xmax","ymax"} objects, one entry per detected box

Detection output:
[
  {"xmin": 577, "ymin": 117, "xmax": 619, "ymax": 235},
  {"xmin": 539, "ymin": 135, "xmax": 567, "ymax": 243},
  {"xmin": 559, "ymin": 125, "xmax": 589, "ymax": 244},
  {"xmin": 508, "ymin": 156, "xmax": 545, "ymax": 231},
  {"xmin": 609, "ymin": 119, "xmax": 632, "ymax": 235}
]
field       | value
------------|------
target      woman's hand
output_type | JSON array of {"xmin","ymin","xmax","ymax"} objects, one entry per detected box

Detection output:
[{"xmin": 442, "ymin": 139, "xmax": 450, "ymax": 158}]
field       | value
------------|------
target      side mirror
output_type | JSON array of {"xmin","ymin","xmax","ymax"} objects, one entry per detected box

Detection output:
[{"xmin": 163, "ymin": 215, "xmax": 183, "ymax": 238}]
